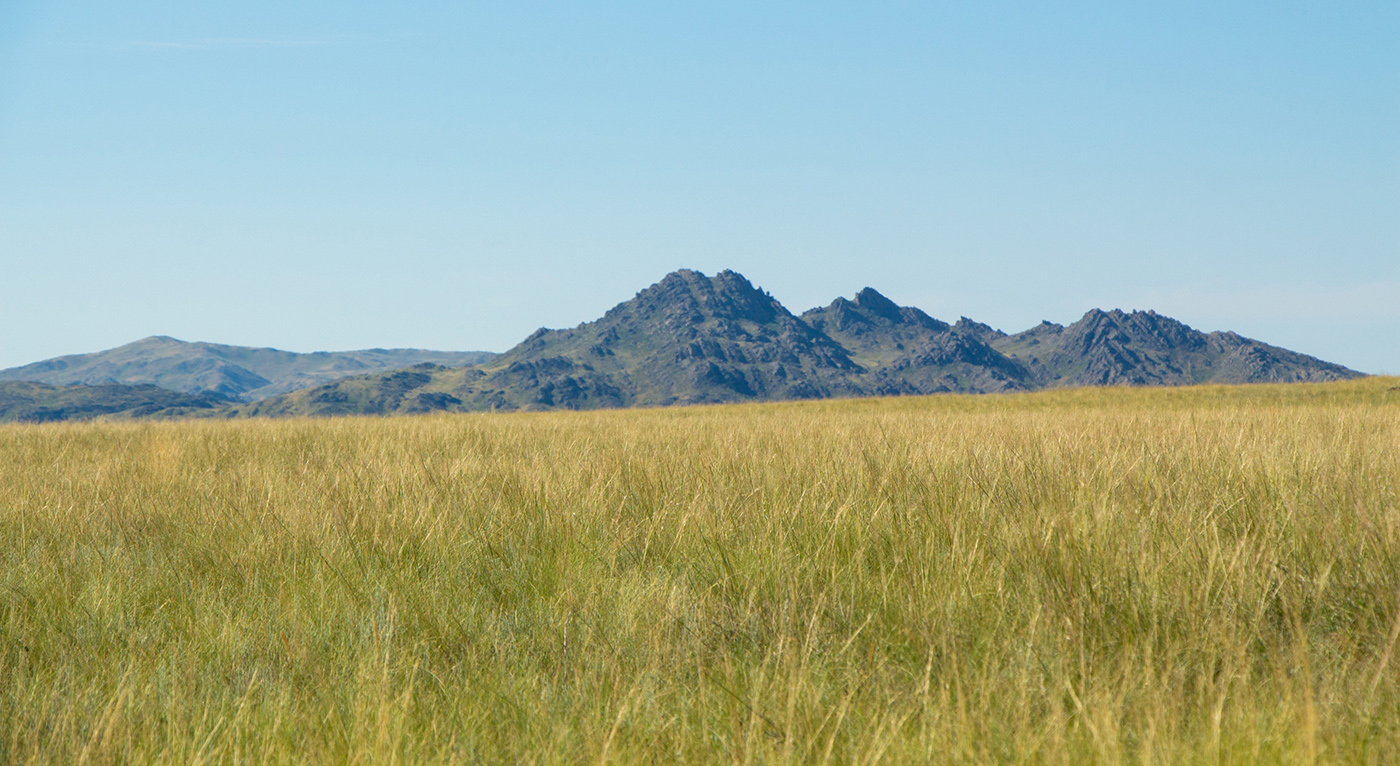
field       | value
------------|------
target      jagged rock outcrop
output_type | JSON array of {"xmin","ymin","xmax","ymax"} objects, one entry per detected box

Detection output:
[{"xmin": 493, "ymin": 269, "xmax": 865, "ymax": 406}]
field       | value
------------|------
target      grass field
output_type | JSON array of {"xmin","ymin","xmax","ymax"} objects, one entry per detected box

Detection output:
[{"xmin": 2, "ymin": 379, "xmax": 1399, "ymax": 764}]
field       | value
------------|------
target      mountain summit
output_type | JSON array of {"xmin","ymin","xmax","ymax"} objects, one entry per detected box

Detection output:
[
  {"xmin": 802, "ymin": 288, "xmax": 1028, "ymax": 394},
  {"xmin": 488, "ymin": 269, "xmax": 863, "ymax": 406}
]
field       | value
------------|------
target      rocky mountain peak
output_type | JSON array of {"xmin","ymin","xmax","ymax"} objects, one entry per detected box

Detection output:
[
  {"xmin": 952, "ymin": 317, "xmax": 1005, "ymax": 343},
  {"xmin": 805, "ymin": 289, "xmax": 948, "ymax": 335},
  {"xmin": 482, "ymin": 269, "xmax": 864, "ymax": 410},
  {"xmin": 986, "ymin": 307, "xmax": 1319, "ymax": 388},
  {"xmin": 609, "ymin": 268, "xmax": 785, "ymax": 326},
  {"xmin": 800, "ymin": 287, "xmax": 1026, "ymax": 394},
  {"xmin": 852, "ymin": 288, "xmax": 903, "ymax": 321},
  {"xmin": 1067, "ymin": 308, "xmax": 1205, "ymax": 353}
]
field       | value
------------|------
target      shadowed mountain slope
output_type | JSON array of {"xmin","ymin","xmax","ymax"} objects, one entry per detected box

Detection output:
[
  {"xmin": 991, "ymin": 309, "xmax": 1362, "ymax": 387},
  {"xmin": 0, "ymin": 336, "xmax": 497, "ymax": 401},
  {"xmin": 0, "ymin": 381, "xmax": 224, "ymax": 423}
]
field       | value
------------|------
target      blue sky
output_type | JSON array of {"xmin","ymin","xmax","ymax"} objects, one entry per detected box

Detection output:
[{"xmin": 2, "ymin": 2, "xmax": 1396, "ymax": 372}]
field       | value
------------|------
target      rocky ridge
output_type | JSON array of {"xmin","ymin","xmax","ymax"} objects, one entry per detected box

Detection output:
[
  {"xmin": 991, "ymin": 309, "xmax": 1359, "ymax": 387},
  {"xmin": 235, "ymin": 269, "xmax": 1362, "ymax": 418}
]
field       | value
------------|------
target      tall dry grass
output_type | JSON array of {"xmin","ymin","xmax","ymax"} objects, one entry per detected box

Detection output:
[{"xmin": 2, "ymin": 379, "xmax": 1398, "ymax": 764}]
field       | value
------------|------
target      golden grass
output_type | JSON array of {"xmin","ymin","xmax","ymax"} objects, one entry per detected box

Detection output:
[{"xmin": 2, "ymin": 378, "xmax": 1399, "ymax": 764}]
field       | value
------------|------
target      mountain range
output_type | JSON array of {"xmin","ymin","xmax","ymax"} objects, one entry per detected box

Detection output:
[
  {"xmin": 234, "ymin": 269, "xmax": 1360, "ymax": 418},
  {"xmin": 0, "ymin": 269, "xmax": 1362, "ymax": 422}
]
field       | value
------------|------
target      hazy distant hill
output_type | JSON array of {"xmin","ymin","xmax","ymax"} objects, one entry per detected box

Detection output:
[
  {"xmin": 0, "ymin": 381, "xmax": 223, "ymax": 423},
  {"xmin": 234, "ymin": 269, "xmax": 1362, "ymax": 418},
  {"xmin": 0, "ymin": 337, "xmax": 498, "ymax": 401}
]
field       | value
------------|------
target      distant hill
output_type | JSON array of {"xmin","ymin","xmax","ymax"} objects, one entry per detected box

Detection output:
[
  {"xmin": 233, "ymin": 269, "xmax": 1362, "ymax": 418},
  {"xmin": 0, "ymin": 337, "xmax": 498, "ymax": 401},
  {"xmin": 0, "ymin": 381, "xmax": 224, "ymax": 423}
]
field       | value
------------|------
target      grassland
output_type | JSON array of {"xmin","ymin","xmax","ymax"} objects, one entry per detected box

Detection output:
[{"xmin": 2, "ymin": 379, "xmax": 1398, "ymax": 764}]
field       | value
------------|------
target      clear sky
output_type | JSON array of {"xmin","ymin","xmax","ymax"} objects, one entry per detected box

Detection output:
[{"xmin": 2, "ymin": 2, "xmax": 1397, "ymax": 372}]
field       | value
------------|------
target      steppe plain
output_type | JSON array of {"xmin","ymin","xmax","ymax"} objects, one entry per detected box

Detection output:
[{"xmin": 2, "ymin": 378, "xmax": 1398, "ymax": 763}]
